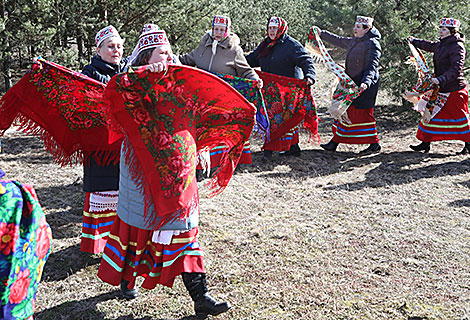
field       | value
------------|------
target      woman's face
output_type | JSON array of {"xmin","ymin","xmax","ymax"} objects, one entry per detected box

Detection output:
[
  {"xmin": 213, "ymin": 26, "xmax": 226, "ymax": 41},
  {"xmin": 353, "ymin": 23, "xmax": 369, "ymax": 38},
  {"xmin": 439, "ymin": 27, "xmax": 451, "ymax": 39},
  {"xmin": 148, "ymin": 45, "xmax": 172, "ymax": 64},
  {"xmin": 96, "ymin": 37, "xmax": 123, "ymax": 65},
  {"xmin": 268, "ymin": 26, "xmax": 278, "ymax": 40}
]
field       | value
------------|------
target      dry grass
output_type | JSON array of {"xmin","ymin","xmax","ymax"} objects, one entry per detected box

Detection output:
[{"xmin": 1, "ymin": 63, "xmax": 469, "ymax": 319}]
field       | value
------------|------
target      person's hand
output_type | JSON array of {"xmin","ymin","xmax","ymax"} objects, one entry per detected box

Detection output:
[
  {"xmin": 431, "ymin": 77, "xmax": 439, "ymax": 85},
  {"xmin": 256, "ymin": 78, "xmax": 263, "ymax": 89},
  {"xmin": 359, "ymin": 83, "xmax": 368, "ymax": 92},
  {"xmin": 306, "ymin": 77, "xmax": 315, "ymax": 86},
  {"xmin": 146, "ymin": 61, "xmax": 167, "ymax": 73},
  {"xmin": 407, "ymin": 36, "xmax": 415, "ymax": 42}
]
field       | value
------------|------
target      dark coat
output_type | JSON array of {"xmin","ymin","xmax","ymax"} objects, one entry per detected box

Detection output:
[
  {"xmin": 81, "ymin": 55, "xmax": 123, "ymax": 192},
  {"xmin": 321, "ymin": 28, "xmax": 382, "ymax": 109},
  {"xmin": 412, "ymin": 34, "xmax": 467, "ymax": 93},
  {"xmin": 246, "ymin": 34, "xmax": 316, "ymax": 81}
]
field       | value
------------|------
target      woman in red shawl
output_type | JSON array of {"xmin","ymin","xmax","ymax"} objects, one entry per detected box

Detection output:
[{"xmin": 97, "ymin": 24, "xmax": 231, "ymax": 319}]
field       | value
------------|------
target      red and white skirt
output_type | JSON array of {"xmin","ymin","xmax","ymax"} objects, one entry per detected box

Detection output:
[
  {"xmin": 263, "ymin": 127, "xmax": 299, "ymax": 152},
  {"xmin": 416, "ymin": 87, "xmax": 470, "ymax": 142},
  {"xmin": 97, "ymin": 215, "xmax": 205, "ymax": 289},
  {"xmin": 81, "ymin": 191, "xmax": 118, "ymax": 254},
  {"xmin": 332, "ymin": 106, "xmax": 379, "ymax": 144}
]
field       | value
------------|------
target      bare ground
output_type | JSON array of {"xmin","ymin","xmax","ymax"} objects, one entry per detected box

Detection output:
[{"xmin": 0, "ymin": 64, "xmax": 469, "ymax": 319}]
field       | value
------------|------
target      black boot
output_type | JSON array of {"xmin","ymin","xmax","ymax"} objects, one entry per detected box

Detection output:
[
  {"xmin": 182, "ymin": 272, "xmax": 231, "ymax": 319},
  {"xmin": 262, "ymin": 150, "xmax": 273, "ymax": 161},
  {"xmin": 320, "ymin": 140, "xmax": 338, "ymax": 151},
  {"xmin": 359, "ymin": 143, "xmax": 381, "ymax": 154},
  {"xmin": 280, "ymin": 144, "xmax": 301, "ymax": 157},
  {"xmin": 457, "ymin": 142, "xmax": 470, "ymax": 155},
  {"xmin": 410, "ymin": 141, "xmax": 430, "ymax": 153},
  {"xmin": 120, "ymin": 279, "xmax": 139, "ymax": 300}
]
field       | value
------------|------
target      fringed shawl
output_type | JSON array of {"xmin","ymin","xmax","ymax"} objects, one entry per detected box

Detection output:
[{"xmin": 105, "ymin": 66, "xmax": 255, "ymax": 229}]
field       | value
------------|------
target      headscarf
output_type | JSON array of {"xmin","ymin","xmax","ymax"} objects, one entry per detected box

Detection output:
[
  {"xmin": 212, "ymin": 15, "xmax": 231, "ymax": 42},
  {"xmin": 258, "ymin": 16, "xmax": 288, "ymax": 58}
]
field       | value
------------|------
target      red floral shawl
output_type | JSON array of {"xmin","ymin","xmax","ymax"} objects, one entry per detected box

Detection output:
[
  {"xmin": 255, "ymin": 70, "xmax": 318, "ymax": 145},
  {"xmin": 105, "ymin": 66, "xmax": 255, "ymax": 228},
  {"xmin": 0, "ymin": 58, "xmax": 122, "ymax": 165}
]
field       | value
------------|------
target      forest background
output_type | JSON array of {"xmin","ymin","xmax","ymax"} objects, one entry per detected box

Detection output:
[{"xmin": 1, "ymin": 0, "xmax": 469, "ymax": 101}]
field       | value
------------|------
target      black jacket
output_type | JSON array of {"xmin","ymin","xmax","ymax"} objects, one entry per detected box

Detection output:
[
  {"xmin": 321, "ymin": 28, "xmax": 382, "ymax": 109},
  {"xmin": 81, "ymin": 55, "xmax": 123, "ymax": 192},
  {"xmin": 246, "ymin": 34, "xmax": 316, "ymax": 81}
]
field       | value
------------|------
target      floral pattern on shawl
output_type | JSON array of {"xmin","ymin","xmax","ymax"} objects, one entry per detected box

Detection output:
[
  {"xmin": 0, "ymin": 180, "xmax": 52, "ymax": 320},
  {"xmin": 105, "ymin": 66, "xmax": 255, "ymax": 229}
]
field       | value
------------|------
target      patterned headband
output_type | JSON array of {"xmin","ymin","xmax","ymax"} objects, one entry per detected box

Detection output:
[
  {"xmin": 440, "ymin": 18, "xmax": 460, "ymax": 29},
  {"xmin": 95, "ymin": 25, "xmax": 122, "ymax": 47},
  {"xmin": 356, "ymin": 16, "xmax": 374, "ymax": 27},
  {"xmin": 268, "ymin": 17, "xmax": 280, "ymax": 27},
  {"xmin": 138, "ymin": 24, "xmax": 170, "ymax": 53},
  {"xmin": 212, "ymin": 15, "xmax": 230, "ymax": 27}
]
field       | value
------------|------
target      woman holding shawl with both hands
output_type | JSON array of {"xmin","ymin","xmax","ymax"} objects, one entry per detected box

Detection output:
[
  {"xmin": 246, "ymin": 16, "xmax": 316, "ymax": 160},
  {"xmin": 97, "ymin": 24, "xmax": 235, "ymax": 319},
  {"xmin": 318, "ymin": 16, "xmax": 382, "ymax": 154},
  {"xmin": 407, "ymin": 18, "xmax": 470, "ymax": 154}
]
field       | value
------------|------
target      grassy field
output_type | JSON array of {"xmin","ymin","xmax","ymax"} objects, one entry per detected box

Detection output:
[{"xmin": 0, "ymin": 63, "xmax": 469, "ymax": 319}]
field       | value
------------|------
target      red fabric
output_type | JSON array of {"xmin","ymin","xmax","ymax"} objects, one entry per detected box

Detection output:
[
  {"xmin": 80, "ymin": 192, "xmax": 117, "ymax": 254},
  {"xmin": 417, "ymin": 87, "xmax": 470, "ymax": 142},
  {"xmin": 264, "ymin": 128, "xmax": 299, "ymax": 151},
  {"xmin": 98, "ymin": 216, "xmax": 204, "ymax": 289},
  {"xmin": 256, "ymin": 70, "xmax": 318, "ymax": 151},
  {"xmin": 332, "ymin": 106, "xmax": 379, "ymax": 144},
  {"xmin": 105, "ymin": 66, "xmax": 255, "ymax": 229},
  {"xmin": 0, "ymin": 58, "xmax": 123, "ymax": 165}
]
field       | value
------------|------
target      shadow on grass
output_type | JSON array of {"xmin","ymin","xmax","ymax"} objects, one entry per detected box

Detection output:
[
  {"xmin": 42, "ymin": 243, "xmax": 101, "ymax": 282},
  {"xmin": 448, "ymin": 199, "xmax": 470, "ymax": 208}
]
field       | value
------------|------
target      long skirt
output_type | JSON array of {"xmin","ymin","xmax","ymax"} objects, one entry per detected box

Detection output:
[
  {"xmin": 263, "ymin": 127, "xmax": 299, "ymax": 152},
  {"xmin": 332, "ymin": 106, "xmax": 379, "ymax": 144},
  {"xmin": 416, "ymin": 87, "xmax": 470, "ymax": 142},
  {"xmin": 97, "ymin": 215, "xmax": 205, "ymax": 289},
  {"xmin": 80, "ymin": 191, "xmax": 118, "ymax": 254}
]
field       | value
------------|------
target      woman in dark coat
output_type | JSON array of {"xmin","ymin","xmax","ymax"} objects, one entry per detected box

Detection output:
[
  {"xmin": 246, "ymin": 16, "xmax": 315, "ymax": 159},
  {"xmin": 80, "ymin": 25, "xmax": 126, "ymax": 254},
  {"xmin": 408, "ymin": 18, "xmax": 469, "ymax": 154},
  {"xmin": 319, "ymin": 16, "xmax": 382, "ymax": 154}
]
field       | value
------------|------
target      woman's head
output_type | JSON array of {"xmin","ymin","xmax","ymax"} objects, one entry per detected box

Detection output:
[
  {"xmin": 95, "ymin": 26, "xmax": 123, "ymax": 65},
  {"xmin": 353, "ymin": 16, "xmax": 373, "ymax": 38},
  {"xmin": 130, "ymin": 24, "xmax": 172, "ymax": 66},
  {"xmin": 439, "ymin": 18, "xmax": 460, "ymax": 39},
  {"xmin": 212, "ymin": 15, "xmax": 231, "ymax": 41},
  {"xmin": 267, "ymin": 17, "xmax": 287, "ymax": 41}
]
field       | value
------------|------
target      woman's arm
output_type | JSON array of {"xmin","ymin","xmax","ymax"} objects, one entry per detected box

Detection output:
[
  {"xmin": 320, "ymin": 30, "xmax": 352, "ymax": 49},
  {"xmin": 361, "ymin": 39, "xmax": 381, "ymax": 89},
  {"xmin": 292, "ymin": 42, "xmax": 316, "ymax": 82},
  {"xmin": 234, "ymin": 46, "xmax": 259, "ymax": 80},
  {"xmin": 245, "ymin": 44, "xmax": 261, "ymax": 68},
  {"xmin": 411, "ymin": 38, "xmax": 439, "ymax": 53}
]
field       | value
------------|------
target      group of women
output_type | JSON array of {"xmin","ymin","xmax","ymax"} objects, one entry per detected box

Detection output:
[{"xmin": 0, "ymin": 12, "xmax": 467, "ymax": 320}]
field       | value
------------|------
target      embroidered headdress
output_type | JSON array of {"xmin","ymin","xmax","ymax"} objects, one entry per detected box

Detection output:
[
  {"xmin": 129, "ymin": 24, "xmax": 170, "ymax": 64},
  {"xmin": 440, "ymin": 18, "xmax": 460, "ymax": 29},
  {"xmin": 212, "ymin": 15, "xmax": 231, "ymax": 41},
  {"xmin": 356, "ymin": 16, "xmax": 374, "ymax": 27},
  {"xmin": 268, "ymin": 17, "xmax": 280, "ymax": 27},
  {"xmin": 95, "ymin": 25, "xmax": 122, "ymax": 47}
]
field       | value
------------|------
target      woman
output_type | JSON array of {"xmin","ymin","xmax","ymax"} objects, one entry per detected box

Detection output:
[
  {"xmin": 246, "ymin": 16, "xmax": 315, "ymax": 159},
  {"xmin": 408, "ymin": 18, "xmax": 469, "ymax": 154},
  {"xmin": 180, "ymin": 15, "xmax": 261, "ymax": 173},
  {"xmin": 80, "ymin": 26, "xmax": 125, "ymax": 254},
  {"xmin": 97, "ymin": 24, "xmax": 231, "ymax": 319},
  {"xmin": 319, "ymin": 16, "xmax": 382, "ymax": 154}
]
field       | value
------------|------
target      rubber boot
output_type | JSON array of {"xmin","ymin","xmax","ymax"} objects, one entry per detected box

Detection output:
[
  {"xmin": 410, "ymin": 141, "xmax": 430, "ymax": 153},
  {"xmin": 120, "ymin": 279, "xmax": 139, "ymax": 300}
]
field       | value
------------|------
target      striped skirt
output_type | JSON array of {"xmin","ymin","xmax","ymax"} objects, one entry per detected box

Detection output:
[
  {"xmin": 81, "ymin": 191, "xmax": 118, "ymax": 254},
  {"xmin": 332, "ymin": 106, "xmax": 379, "ymax": 144},
  {"xmin": 263, "ymin": 127, "xmax": 299, "ymax": 152},
  {"xmin": 97, "ymin": 216, "xmax": 205, "ymax": 289},
  {"xmin": 416, "ymin": 87, "xmax": 470, "ymax": 142}
]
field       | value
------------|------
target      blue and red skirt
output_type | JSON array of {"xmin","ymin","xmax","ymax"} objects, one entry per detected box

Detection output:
[
  {"xmin": 332, "ymin": 106, "xmax": 379, "ymax": 144},
  {"xmin": 416, "ymin": 87, "xmax": 470, "ymax": 142},
  {"xmin": 263, "ymin": 127, "xmax": 299, "ymax": 152},
  {"xmin": 97, "ymin": 215, "xmax": 205, "ymax": 289}
]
